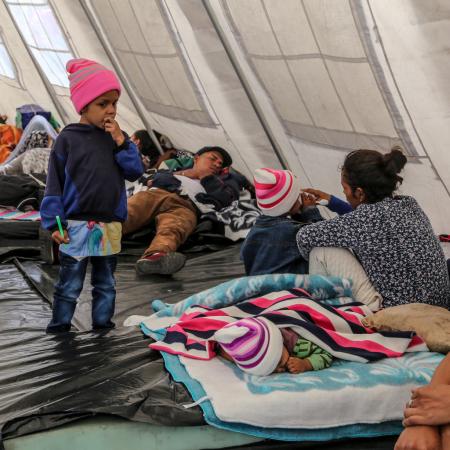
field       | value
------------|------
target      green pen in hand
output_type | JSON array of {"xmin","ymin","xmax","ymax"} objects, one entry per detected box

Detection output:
[{"xmin": 55, "ymin": 215, "xmax": 67, "ymax": 242}]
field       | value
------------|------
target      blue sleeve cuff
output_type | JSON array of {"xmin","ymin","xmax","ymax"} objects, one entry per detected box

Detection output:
[{"xmin": 328, "ymin": 195, "xmax": 353, "ymax": 215}]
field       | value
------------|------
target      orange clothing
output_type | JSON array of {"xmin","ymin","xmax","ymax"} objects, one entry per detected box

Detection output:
[{"xmin": 0, "ymin": 124, "xmax": 22, "ymax": 163}]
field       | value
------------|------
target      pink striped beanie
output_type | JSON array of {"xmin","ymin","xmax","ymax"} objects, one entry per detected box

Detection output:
[
  {"xmin": 66, "ymin": 58, "xmax": 121, "ymax": 114},
  {"xmin": 254, "ymin": 168, "xmax": 301, "ymax": 216},
  {"xmin": 214, "ymin": 317, "xmax": 283, "ymax": 376}
]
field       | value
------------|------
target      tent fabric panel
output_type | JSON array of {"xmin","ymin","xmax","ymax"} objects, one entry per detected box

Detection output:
[
  {"xmin": 259, "ymin": 0, "xmax": 319, "ymax": 55},
  {"xmin": 287, "ymin": 58, "xmax": 353, "ymax": 131},
  {"xmin": 252, "ymin": 58, "xmax": 313, "ymax": 125},
  {"xmin": 284, "ymin": 121, "xmax": 402, "ymax": 153},
  {"xmin": 368, "ymin": 0, "xmax": 450, "ymax": 192},
  {"xmin": 289, "ymin": 137, "xmax": 450, "ymax": 234},
  {"xmin": 5, "ymin": 0, "xmax": 74, "ymax": 88},
  {"xmin": 49, "ymin": 0, "xmax": 144, "ymax": 130},
  {"xmin": 134, "ymin": 0, "xmax": 290, "ymax": 178},
  {"xmin": 303, "ymin": 0, "xmax": 366, "ymax": 58},
  {"xmin": 221, "ymin": 0, "xmax": 402, "ymax": 150},
  {"xmin": 88, "ymin": 0, "xmax": 213, "ymax": 126},
  {"xmin": 326, "ymin": 60, "xmax": 398, "ymax": 137},
  {"xmin": 0, "ymin": 1, "xmax": 61, "ymax": 123},
  {"xmin": 0, "ymin": 33, "xmax": 16, "ymax": 79}
]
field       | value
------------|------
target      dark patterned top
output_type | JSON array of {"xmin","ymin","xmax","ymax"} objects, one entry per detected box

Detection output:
[{"xmin": 296, "ymin": 196, "xmax": 450, "ymax": 308}]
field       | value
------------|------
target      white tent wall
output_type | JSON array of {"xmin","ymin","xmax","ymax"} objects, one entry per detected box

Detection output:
[
  {"xmin": 368, "ymin": 0, "xmax": 450, "ymax": 191},
  {"xmin": 205, "ymin": 0, "xmax": 450, "ymax": 231},
  {"xmin": 76, "ymin": 0, "xmax": 286, "ymax": 178},
  {"xmin": 367, "ymin": 0, "xmax": 450, "ymax": 233},
  {"xmin": 0, "ymin": 1, "xmax": 61, "ymax": 124},
  {"xmin": 0, "ymin": 0, "xmax": 143, "ymax": 131},
  {"xmin": 163, "ymin": 0, "xmax": 295, "ymax": 175},
  {"xmin": 46, "ymin": 0, "xmax": 144, "ymax": 131},
  {"xmin": 0, "ymin": 0, "xmax": 449, "ymax": 232}
]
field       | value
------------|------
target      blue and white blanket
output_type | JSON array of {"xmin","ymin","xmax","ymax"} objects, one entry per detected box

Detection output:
[{"xmin": 125, "ymin": 274, "xmax": 443, "ymax": 441}]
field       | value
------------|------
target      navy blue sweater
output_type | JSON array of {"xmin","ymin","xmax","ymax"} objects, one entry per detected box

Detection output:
[{"xmin": 41, "ymin": 123, "xmax": 143, "ymax": 230}]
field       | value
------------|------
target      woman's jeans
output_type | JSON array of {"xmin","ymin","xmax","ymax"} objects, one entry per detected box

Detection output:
[{"xmin": 46, "ymin": 252, "xmax": 117, "ymax": 332}]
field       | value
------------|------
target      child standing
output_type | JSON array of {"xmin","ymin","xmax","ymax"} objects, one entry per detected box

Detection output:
[
  {"xmin": 214, "ymin": 317, "xmax": 333, "ymax": 376},
  {"xmin": 41, "ymin": 58, "xmax": 143, "ymax": 333},
  {"xmin": 241, "ymin": 168, "xmax": 322, "ymax": 276}
]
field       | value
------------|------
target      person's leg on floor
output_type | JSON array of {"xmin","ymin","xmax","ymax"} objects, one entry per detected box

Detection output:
[
  {"xmin": 136, "ymin": 194, "xmax": 197, "ymax": 275},
  {"xmin": 46, "ymin": 253, "xmax": 88, "ymax": 332},
  {"xmin": 90, "ymin": 255, "xmax": 117, "ymax": 329},
  {"xmin": 122, "ymin": 189, "xmax": 167, "ymax": 236},
  {"xmin": 145, "ymin": 199, "xmax": 197, "ymax": 255},
  {"xmin": 309, "ymin": 247, "xmax": 382, "ymax": 311}
]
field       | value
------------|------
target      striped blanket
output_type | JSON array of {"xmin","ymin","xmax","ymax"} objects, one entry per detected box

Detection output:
[
  {"xmin": 0, "ymin": 208, "xmax": 40, "ymax": 221},
  {"xmin": 150, "ymin": 288, "xmax": 426, "ymax": 363}
]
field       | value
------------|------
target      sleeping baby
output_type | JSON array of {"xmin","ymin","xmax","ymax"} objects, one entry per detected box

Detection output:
[{"xmin": 214, "ymin": 317, "xmax": 333, "ymax": 376}]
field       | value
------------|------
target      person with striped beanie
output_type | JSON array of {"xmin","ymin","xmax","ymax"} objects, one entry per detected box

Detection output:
[
  {"xmin": 240, "ymin": 168, "xmax": 323, "ymax": 276},
  {"xmin": 214, "ymin": 317, "xmax": 333, "ymax": 376},
  {"xmin": 41, "ymin": 58, "xmax": 143, "ymax": 333}
]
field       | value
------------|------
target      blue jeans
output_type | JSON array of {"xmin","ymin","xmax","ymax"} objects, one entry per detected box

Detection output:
[{"xmin": 46, "ymin": 252, "xmax": 117, "ymax": 332}]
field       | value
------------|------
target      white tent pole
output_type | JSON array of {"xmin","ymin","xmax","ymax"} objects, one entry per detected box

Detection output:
[
  {"xmin": 4, "ymin": 3, "xmax": 69, "ymax": 125},
  {"xmin": 202, "ymin": 0, "xmax": 289, "ymax": 170},
  {"xmin": 79, "ymin": 0, "xmax": 164, "ymax": 155}
]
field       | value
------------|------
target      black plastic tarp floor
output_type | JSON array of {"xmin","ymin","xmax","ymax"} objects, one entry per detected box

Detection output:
[{"xmin": 0, "ymin": 246, "xmax": 397, "ymax": 449}]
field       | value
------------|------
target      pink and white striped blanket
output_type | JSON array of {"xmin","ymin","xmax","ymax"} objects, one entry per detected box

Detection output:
[
  {"xmin": 0, "ymin": 208, "xmax": 40, "ymax": 221},
  {"xmin": 150, "ymin": 288, "xmax": 427, "ymax": 362}
]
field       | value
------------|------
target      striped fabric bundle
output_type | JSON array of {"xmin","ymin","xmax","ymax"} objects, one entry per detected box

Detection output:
[
  {"xmin": 149, "ymin": 288, "xmax": 427, "ymax": 362},
  {"xmin": 0, "ymin": 208, "xmax": 40, "ymax": 221}
]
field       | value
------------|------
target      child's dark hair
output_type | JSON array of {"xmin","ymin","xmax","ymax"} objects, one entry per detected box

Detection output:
[
  {"xmin": 133, "ymin": 129, "xmax": 160, "ymax": 158},
  {"xmin": 342, "ymin": 146, "xmax": 407, "ymax": 203}
]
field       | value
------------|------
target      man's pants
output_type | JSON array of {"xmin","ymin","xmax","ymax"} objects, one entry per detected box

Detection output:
[
  {"xmin": 122, "ymin": 189, "xmax": 197, "ymax": 256},
  {"xmin": 309, "ymin": 247, "xmax": 382, "ymax": 311},
  {"xmin": 47, "ymin": 253, "xmax": 117, "ymax": 332}
]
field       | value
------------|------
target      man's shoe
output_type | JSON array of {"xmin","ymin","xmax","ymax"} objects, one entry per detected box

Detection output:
[{"xmin": 136, "ymin": 252, "xmax": 186, "ymax": 275}]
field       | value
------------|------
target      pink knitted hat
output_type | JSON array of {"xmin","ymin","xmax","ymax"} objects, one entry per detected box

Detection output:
[
  {"xmin": 254, "ymin": 168, "xmax": 301, "ymax": 216},
  {"xmin": 214, "ymin": 317, "xmax": 283, "ymax": 376},
  {"xmin": 66, "ymin": 58, "xmax": 121, "ymax": 114}
]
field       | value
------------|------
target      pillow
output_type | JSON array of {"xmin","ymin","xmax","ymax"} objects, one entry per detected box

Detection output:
[{"xmin": 362, "ymin": 303, "xmax": 450, "ymax": 354}]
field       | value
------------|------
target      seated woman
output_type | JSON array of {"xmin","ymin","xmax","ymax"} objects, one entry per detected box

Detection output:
[
  {"xmin": 395, "ymin": 354, "xmax": 450, "ymax": 450},
  {"xmin": 296, "ymin": 146, "xmax": 450, "ymax": 311}
]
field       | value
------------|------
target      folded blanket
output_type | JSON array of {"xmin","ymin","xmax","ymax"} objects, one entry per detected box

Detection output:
[
  {"xmin": 150, "ymin": 290, "xmax": 426, "ymax": 363},
  {"xmin": 168, "ymin": 351, "xmax": 442, "ymax": 439},
  {"xmin": 132, "ymin": 274, "xmax": 436, "ymax": 441},
  {"xmin": 124, "ymin": 273, "xmax": 354, "ymax": 330}
]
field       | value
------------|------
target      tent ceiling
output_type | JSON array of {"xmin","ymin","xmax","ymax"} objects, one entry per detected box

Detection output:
[{"xmin": 0, "ymin": 0, "xmax": 448, "ymax": 230}]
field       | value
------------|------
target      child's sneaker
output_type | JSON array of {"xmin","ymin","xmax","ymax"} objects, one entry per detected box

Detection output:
[
  {"xmin": 136, "ymin": 251, "xmax": 186, "ymax": 275},
  {"xmin": 46, "ymin": 323, "xmax": 72, "ymax": 333},
  {"xmin": 92, "ymin": 321, "xmax": 116, "ymax": 331}
]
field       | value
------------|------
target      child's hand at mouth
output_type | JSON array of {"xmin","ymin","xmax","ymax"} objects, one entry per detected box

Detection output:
[{"xmin": 104, "ymin": 117, "xmax": 125, "ymax": 146}]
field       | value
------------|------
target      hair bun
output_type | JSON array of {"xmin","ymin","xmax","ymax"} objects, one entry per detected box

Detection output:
[{"xmin": 382, "ymin": 146, "xmax": 407, "ymax": 175}]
